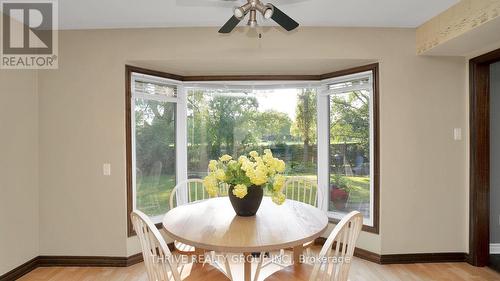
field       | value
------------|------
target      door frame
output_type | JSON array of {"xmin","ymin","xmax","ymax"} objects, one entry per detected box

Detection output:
[{"xmin": 469, "ymin": 48, "xmax": 500, "ymax": 266}]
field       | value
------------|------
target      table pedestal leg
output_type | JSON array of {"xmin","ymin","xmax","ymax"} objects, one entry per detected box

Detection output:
[
  {"xmin": 243, "ymin": 253, "xmax": 252, "ymax": 281},
  {"xmin": 194, "ymin": 249, "xmax": 206, "ymax": 264},
  {"xmin": 293, "ymin": 245, "xmax": 304, "ymax": 264}
]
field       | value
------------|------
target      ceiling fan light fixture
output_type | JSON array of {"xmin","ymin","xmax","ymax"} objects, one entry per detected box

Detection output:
[
  {"xmin": 234, "ymin": 8, "xmax": 244, "ymax": 18},
  {"xmin": 234, "ymin": 2, "xmax": 251, "ymax": 19},
  {"xmin": 255, "ymin": 2, "xmax": 273, "ymax": 19},
  {"xmin": 263, "ymin": 6, "xmax": 273, "ymax": 19},
  {"xmin": 219, "ymin": 0, "xmax": 299, "ymax": 34}
]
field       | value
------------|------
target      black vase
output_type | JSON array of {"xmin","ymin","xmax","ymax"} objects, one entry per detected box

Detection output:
[{"xmin": 228, "ymin": 185, "xmax": 264, "ymax": 216}]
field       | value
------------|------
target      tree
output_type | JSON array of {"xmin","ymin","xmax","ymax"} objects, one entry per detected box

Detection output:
[
  {"xmin": 187, "ymin": 90, "xmax": 259, "ymax": 159},
  {"xmin": 292, "ymin": 89, "xmax": 317, "ymax": 162},
  {"xmin": 134, "ymin": 99, "xmax": 176, "ymax": 176},
  {"xmin": 187, "ymin": 90, "xmax": 210, "ymax": 171},
  {"xmin": 208, "ymin": 93, "xmax": 258, "ymax": 156},
  {"xmin": 253, "ymin": 110, "xmax": 292, "ymax": 143},
  {"xmin": 330, "ymin": 90, "xmax": 369, "ymax": 167}
]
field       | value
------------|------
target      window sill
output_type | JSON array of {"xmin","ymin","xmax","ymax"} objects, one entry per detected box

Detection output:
[
  {"xmin": 328, "ymin": 215, "xmax": 379, "ymax": 234},
  {"xmin": 128, "ymin": 213, "xmax": 165, "ymax": 237}
]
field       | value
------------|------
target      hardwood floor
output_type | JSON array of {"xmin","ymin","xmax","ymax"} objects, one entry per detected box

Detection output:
[
  {"xmin": 18, "ymin": 255, "xmax": 500, "ymax": 281},
  {"xmin": 490, "ymin": 254, "xmax": 500, "ymax": 274}
]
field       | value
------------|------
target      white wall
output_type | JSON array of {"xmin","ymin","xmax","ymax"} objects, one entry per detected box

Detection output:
[
  {"xmin": 0, "ymin": 70, "xmax": 39, "ymax": 275},
  {"xmin": 36, "ymin": 27, "xmax": 467, "ymax": 257}
]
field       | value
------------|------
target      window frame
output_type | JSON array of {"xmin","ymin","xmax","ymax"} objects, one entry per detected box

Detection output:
[
  {"xmin": 318, "ymin": 64, "xmax": 380, "ymax": 234},
  {"xmin": 125, "ymin": 64, "xmax": 379, "ymax": 237},
  {"xmin": 126, "ymin": 66, "xmax": 186, "ymax": 236},
  {"xmin": 131, "ymin": 74, "xmax": 183, "ymax": 221}
]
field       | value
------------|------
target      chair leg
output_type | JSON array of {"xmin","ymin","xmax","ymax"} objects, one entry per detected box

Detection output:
[
  {"xmin": 224, "ymin": 253, "xmax": 233, "ymax": 281},
  {"xmin": 275, "ymin": 249, "xmax": 290, "ymax": 267},
  {"xmin": 253, "ymin": 252, "xmax": 265, "ymax": 281},
  {"xmin": 211, "ymin": 253, "xmax": 233, "ymax": 281},
  {"xmin": 179, "ymin": 263, "xmax": 186, "ymax": 276}
]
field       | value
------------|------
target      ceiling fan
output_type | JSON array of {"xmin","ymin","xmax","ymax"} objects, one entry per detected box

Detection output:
[{"xmin": 218, "ymin": 0, "xmax": 299, "ymax": 33}]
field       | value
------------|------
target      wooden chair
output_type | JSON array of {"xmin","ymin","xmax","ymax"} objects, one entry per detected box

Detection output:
[
  {"xmin": 169, "ymin": 179, "xmax": 211, "ymax": 209},
  {"xmin": 130, "ymin": 210, "xmax": 230, "ymax": 281},
  {"xmin": 254, "ymin": 177, "xmax": 324, "ymax": 281},
  {"xmin": 169, "ymin": 179, "xmax": 233, "ymax": 280},
  {"xmin": 284, "ymin": 177, "xmax": 324, "ymax": 254},
  {"xmin": 265, "ymin": 211, "xmax": 363, "ymax": 281},
  {"xmin": 218, "ymin": 182, "xmax": 230, "ymax": 197},
  {"xmin": 169, "ymin": 179, "xmax": 212, "ymax": 255},
  {"xmin": 284, "ymin": 176, "xmax": 322, "ymax": 208}
]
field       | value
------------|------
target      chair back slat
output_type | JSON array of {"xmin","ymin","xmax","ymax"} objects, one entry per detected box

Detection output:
[
  {"xmin": 219, "ymin": 182, "xmax": 229, "ymax": 197},
  {"xmin": 169, "ymin": 179, "xmax": 214, "ymax": 209},
  {"xmin": 131, "ymin": 210, "xmax": 181, "ymax": 281},
  {"xmin": 309, "ymin": 211, "xmax": 363, "ymax": 281},
  {"xmin": 284, "ymin": 177, "xmax": 322, "ymax": 207}
]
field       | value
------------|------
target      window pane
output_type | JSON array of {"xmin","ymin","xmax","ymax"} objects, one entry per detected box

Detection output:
[
  {"xmin": 328, "ymin": 89, "xmax": 371, "ymax": 221},
  {"xmin": 187, "ymin": 88, "xmax": 317, "ymax": 194},
  {"xmin": 134, "ymin": 98, "xmax": 176, "ymax": 217}
]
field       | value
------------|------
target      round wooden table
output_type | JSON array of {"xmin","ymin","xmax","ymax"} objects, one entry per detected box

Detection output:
[{"xmin": 162, "ymin": 197, "xmax": 328, "ymax": 281}]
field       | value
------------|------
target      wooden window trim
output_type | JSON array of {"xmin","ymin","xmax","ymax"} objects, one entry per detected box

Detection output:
[{"xmin": 125, "ymin": 63, "xmax": 380, "ymax": 237}]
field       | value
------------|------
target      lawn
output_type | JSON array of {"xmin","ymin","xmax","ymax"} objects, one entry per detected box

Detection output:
[
  {"xmin": 343, "ymin": 176, "xmax": 370, "ymax": 203},
  {"xmin": 136, "ymin": 174, "xmax": 370, "ymax": 217},
  {"xmin": 136, "ymin": 174, "xmax": 175, "ymax": 217}
]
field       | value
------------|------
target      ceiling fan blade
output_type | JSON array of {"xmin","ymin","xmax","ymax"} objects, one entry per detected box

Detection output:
[
  {"xmin": 219, "ymin": 15, "xmax": 242, "ymax": 33},
  {"xmin": 269, "ymin": 4, "xmax": 299, "ymax": 31}
]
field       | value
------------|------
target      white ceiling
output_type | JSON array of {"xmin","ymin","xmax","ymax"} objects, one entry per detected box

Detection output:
[{"xmin": 57, "ymin": 0, "xmax": 459, "ymax": 30}]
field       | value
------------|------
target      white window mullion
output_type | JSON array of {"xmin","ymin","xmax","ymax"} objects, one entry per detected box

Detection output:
[
  {"xmin": 176, "ymin": 85, "xmax": 188, "ymax": 205},
  {"xmin": 368, "ymin": 76, "xmax": 375, "ymax": 227},
  {"xmin": 317, "ymin": 86, "xmax": 330, "ymax": 212},
  {"xmin": 131, "ymin": 80, "xmax": 137, "ymax": 212}
]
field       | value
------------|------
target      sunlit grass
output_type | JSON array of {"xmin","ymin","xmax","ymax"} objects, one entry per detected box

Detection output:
[{"xmin": 135, "ymin": 174, "xmax": 370, "ymax": 217}]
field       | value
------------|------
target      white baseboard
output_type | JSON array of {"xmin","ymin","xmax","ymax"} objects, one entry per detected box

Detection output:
[{"xmin": 491, "ymin": 243, "xmax": 500, "ymax": 254}]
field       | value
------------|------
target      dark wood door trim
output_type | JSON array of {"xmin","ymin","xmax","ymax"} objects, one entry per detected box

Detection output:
[{"xmin": 469, "ymin": 48, "xmax": 500, "ymax": 267}]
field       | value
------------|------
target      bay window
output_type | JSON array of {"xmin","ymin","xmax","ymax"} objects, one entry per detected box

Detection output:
[{"xmin": 126, "ymin": 64, "xmax": 379, "ymax": 236}]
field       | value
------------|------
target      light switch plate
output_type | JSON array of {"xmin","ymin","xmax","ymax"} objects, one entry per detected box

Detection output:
[
  {"xmin": 453, "ymin": 128, "xmax": 462, "ymax": 141},
  {"xmin": 103, "ymin": 163, "xmax": 111, "ymax": 176}
]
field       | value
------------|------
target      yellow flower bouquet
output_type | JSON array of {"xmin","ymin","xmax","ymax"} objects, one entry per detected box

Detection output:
[{"xmin": 203, "ymin": 149, "xmax": 286, "ymax": 216}]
